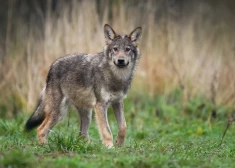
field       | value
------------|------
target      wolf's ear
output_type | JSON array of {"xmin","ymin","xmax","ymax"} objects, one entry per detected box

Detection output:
[
  {"xmin": 104, "ymin": 24, "xmax": 117, "ymax": 45},
  {"xmin": 129, "ymin": 27, "xmax": 142, "ymax": 43}
]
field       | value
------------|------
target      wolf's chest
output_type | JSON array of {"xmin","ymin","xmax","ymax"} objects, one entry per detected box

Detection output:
[{"xmin": 100, "ymin": 87, "xmax": 126, "ymax": 103}]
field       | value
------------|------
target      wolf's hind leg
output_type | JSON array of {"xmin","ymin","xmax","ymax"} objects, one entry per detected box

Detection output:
[
  {"xmin": 37, "ymin": 97, "xmax": 68, "ymax": 144},
  {"xmin": 77, "ymin": 108, "xmax": 92, "ymax": 142},
  {"xmin": 37, "ymin": 111, "xmax": 56, "ymax": 144}
]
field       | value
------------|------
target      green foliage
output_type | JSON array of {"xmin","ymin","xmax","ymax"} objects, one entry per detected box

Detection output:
[
  {"xmin": 45, "ymin": 131, "xmax": 101, "ymax": 154},
  {"xmin": 0, "ymin": 93, "xmax": 27, "ymax": 118},
  {"xmin": 185, "ymin": 96, "xmax": 213, "ymax": 119},
  {"xmin": 0, "ymin": 92, "xmax": 234, "ymax": 167},
  {"xmin": 0, "ymin": 150, "xmax": 36, "ymax": 168}
]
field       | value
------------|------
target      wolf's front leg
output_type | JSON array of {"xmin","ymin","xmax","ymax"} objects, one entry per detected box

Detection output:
[
  {"xmin": 94, "ymin": 103, "xmax": 113, "ymax": 148},
  {"xmin": 112, "ymin": 101, "xmax": 127, "ymax": 146}
]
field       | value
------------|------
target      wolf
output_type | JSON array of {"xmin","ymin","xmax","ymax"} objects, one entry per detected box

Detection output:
[{"xmin": 25, "ymin": 24, "xmax": 142, "ymax": 148}]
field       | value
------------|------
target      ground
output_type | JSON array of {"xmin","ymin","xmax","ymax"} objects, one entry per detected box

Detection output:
[{"xmin": 0, "ymin": 92, "xmax": 235, "ymax": 168}]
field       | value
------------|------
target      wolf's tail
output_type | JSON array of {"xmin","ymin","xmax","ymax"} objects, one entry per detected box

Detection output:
[{"xmin": 25, "ymin": 98, "xmax": 45, "ymax": 131}]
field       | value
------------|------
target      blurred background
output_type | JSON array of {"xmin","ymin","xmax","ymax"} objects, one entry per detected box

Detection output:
[{"xmin": 0, "ymin": 0, "xmax": 235, "ymax": 118}]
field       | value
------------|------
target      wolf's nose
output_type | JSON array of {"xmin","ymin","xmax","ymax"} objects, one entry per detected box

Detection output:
[{"xmin": 117, "ymin": 58, "xmax": 125, "ymax": 65}]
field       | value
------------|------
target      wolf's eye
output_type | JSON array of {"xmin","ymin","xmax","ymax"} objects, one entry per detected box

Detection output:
[
  {"xmin": 125, "ymin": 47, "xmax": 131, "ymax": 52},
  {"xmin": 113, "ymin": 47, "xmax": 118, "ymax": 52}
]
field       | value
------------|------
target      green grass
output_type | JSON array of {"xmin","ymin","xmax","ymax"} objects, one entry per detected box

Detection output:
[{"xmin": 1, "ymin": 92, "xmax": 235, "ymax": 168}]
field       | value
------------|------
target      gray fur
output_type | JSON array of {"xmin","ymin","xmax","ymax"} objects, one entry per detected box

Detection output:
[{"xmin": 25, "ymin": 24, "xmax": 142, "ymax": 147}]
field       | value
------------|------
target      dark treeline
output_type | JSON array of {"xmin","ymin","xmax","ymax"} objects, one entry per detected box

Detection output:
[
  {"xmin": 0, "ymin": 0, "xmax": 235, "ymax": 60},
  {"xmin": 1, "ymin": 0, "xmax": 235, "ymax": 34}
]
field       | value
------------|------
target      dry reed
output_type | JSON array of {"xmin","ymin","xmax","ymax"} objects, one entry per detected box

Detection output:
[{"xmin": 0, "ymin": 0, "xmax": 235, "ymax": 115}]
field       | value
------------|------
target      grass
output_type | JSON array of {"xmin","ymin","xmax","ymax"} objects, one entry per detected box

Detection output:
[{"xmin": 1, "ymin": 93, "xmax": 235, "ymax": 168}]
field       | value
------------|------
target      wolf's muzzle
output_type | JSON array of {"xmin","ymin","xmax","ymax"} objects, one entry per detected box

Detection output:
[{"xmin": 114, "ymin": 58, "xmax": 129, "ymax": 68}]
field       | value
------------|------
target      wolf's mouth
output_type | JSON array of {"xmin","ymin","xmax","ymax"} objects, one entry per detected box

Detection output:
[{"xmin": 114, "ymin": 61, "xmax": 129, "ymax": 68}]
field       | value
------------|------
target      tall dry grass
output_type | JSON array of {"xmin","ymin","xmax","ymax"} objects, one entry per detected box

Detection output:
[{"xmin": 0, "ymin": 0, "xmax": 235, "ymax": 116}]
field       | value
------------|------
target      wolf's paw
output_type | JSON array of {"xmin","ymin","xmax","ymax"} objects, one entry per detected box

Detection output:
[
  {"xmin": 103, "ymin": 139, "xmax": 113, "ymax": 148},
  {"xmin": 115, "ymin": 137, "xmax": 125, "ymax": 147},
  {"xmin": 106, "ymin": 144, "xmax": 114, "ymax": 149}
]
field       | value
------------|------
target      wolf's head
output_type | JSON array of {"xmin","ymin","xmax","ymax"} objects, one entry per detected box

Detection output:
[{"xmin": 103, "ymin": 24, "xmax": 142, "ymax": 70}]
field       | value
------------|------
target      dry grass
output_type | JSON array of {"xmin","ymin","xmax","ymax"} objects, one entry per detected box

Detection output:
[{"xmin": 0, "ymin": 0, "xmax": 235, "ymax": 115}]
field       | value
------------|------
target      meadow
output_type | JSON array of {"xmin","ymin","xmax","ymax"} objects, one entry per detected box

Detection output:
[
  {"xmin": 0, "ymin": 0, "xmax": 235, "ymax": 167},
  {"xmin": 1, "ymin": 93, "xmax": 235, "ymax": 167}
]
